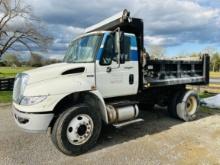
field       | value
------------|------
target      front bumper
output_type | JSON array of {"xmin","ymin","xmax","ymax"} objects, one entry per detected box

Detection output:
[{"xmin": 12, "ymin": 106, "xmax": 54, "ymax": 133}]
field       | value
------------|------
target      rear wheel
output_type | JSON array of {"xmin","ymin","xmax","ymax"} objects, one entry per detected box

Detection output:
[
  {"xmin": 51, "ymin": 104, "xmax": 102, "ymax": 155},
  {"xmin": 168, "ymin": 90, "xmax": 183, "ymax": 118},
  {"xmin": 186, "ymin": 95, "xmax": 198, "ymax": 116},
  {"xmin": 168, "ymin": 90, "xmax": 199, "ymax": 121}
]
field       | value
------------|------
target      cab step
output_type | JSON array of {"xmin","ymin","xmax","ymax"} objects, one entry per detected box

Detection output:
[{"xmin": 113, "ymin": 118, "xmax": 144, "ymax": 128}]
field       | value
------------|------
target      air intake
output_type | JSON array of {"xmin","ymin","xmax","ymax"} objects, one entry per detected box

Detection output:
[{"xmin": 62, "ymin": 67, "xmax": 85, "ymax": 75}]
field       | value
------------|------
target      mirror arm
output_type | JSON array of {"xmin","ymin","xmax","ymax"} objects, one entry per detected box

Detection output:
[{"xmin": 109, "ymin": 27, "xmax": 121, "ymax": 71}]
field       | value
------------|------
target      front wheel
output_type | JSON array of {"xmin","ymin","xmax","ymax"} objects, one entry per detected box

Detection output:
[{"xmin": 51, "ymin": 104, "xmax": 102, "ymax": 155}]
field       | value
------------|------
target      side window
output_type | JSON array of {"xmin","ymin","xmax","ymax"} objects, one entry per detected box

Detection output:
[
  {"xmin": 100, "ymin": 35, "xmax": 116, "ymax": 65},
  {"xmin": 121, "ymin": 36, "xmax": 131, "ymax": 61}
]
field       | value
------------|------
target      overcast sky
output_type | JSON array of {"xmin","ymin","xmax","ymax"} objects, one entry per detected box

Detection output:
[{"xmin": 26, "ymin": 0, "xmax": 220, "ymax": 57}]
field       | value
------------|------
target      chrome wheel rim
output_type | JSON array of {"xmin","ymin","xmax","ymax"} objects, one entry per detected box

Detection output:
[
  {"xmin": 66, "ymin": 114, "xmax": 94, "ymax": 145},
  {"xmin": 186, "ymin": 96, "xmax": 197, "ymax": 115}
]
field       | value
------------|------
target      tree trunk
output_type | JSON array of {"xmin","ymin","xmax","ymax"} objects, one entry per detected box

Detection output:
[{"xmin": 213, "ymin": 62, "xmax": 216, "ymax": 72}]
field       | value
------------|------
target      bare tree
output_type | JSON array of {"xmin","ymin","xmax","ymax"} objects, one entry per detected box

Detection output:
[
  {"xmin": 202, "ymin": 46, "xmax": 216, "ymax": 56},
  {"xmin": 148, "ymin": 45, "xmax": 165, "ymax": 58},
  {"xmin": 202, "ymin": 47, "xmax": 220, "ymax": 71},
  {"xmin": 211, "ymin": 53, "xmax": 220, "ymax": 72},
  {"xmin": 2, "ymin": 53, "xmax": 20, "ymax": 66},
  {"xmin": 28, "ymin": 52, "xmax": 43, "ymax": 67},
  {"xmin": 0, "ymin": 0, "xmax": 52, "ymax": 58}
]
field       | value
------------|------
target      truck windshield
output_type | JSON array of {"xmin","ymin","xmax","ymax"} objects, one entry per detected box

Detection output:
[{"xmin": 63, "ymin": 34, "xmax": 103, "ymax": 63}]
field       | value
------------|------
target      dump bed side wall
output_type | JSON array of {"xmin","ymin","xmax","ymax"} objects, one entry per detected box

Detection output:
[{"xmin": 143, "ymin": 54, "xmax": 209, "ymax": 89}]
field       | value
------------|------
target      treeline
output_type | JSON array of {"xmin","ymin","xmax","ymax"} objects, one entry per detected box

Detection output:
[
  {"xmin": 1, "ymin": 50, "xmax": 220, "ymax": 71},
  {"xmin": 189, "ymin": 52, "xmax": 220, "ymax": 72},
  {"xmin": 210, "ymin": 53, "xmax": 220, "ymax": 72},
  {"xmin": 0, "ymin": 53, "xmax": 61, "ymax": 67}
]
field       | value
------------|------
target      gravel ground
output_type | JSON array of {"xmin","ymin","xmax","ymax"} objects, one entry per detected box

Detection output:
[{"xmin": 0, "ymin": 104, "xmax": 220, "ymax": 165}]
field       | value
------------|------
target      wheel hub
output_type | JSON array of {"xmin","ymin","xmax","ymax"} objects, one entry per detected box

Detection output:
[
  {"xmin": 186, "ymin": 96, "xmax": 197, "ymax": 115},
  {"xmin": 66, "ymin": 114, "xmax": 94, "ymax": 145},
  {"xmin": 77, "ymin": 125, "xmax": 87, "ymax": 136}
]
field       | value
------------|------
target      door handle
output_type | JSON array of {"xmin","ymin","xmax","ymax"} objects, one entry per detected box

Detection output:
[
  {"xmin": 106, "ymin": 67, "xmax": 112, "ymax": 73},
  {"xmin": 129, "ymin": 74, "xmax": 134, "ymax": 84},
  {"xmin": 124, "ymin": 66, "xmax": 133, "ymax": 69}
]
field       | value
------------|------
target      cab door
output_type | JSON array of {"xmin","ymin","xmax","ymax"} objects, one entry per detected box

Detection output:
[{"xmin": 96, "ymin": 33, "xmax": 139, "ymax": 98}]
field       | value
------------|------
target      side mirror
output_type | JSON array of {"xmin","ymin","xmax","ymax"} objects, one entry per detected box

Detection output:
[
  {"xmin": 114, "ymin": 28, "xmax": 125, "ymax": 65},
  {"xmin": 120, "ymin": 32, "xmax": 125, "ymax": 53},
  {"xmin": 120, "ymin": 54, "xmax": 125, "ymax": 64},
  {"xmin": 114, "ymin": 30, "xmax": 120, "ymax": 63},
  {"xmin": 120, "ymin": 32, "xmax": 125, "ymax": 64}
]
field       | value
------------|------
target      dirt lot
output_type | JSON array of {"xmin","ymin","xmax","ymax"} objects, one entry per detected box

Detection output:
[{"xmin": 0, "ymin": 104, "xmax": 220, "ymax": 165}]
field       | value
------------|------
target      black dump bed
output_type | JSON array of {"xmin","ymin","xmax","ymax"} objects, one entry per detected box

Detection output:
[{"xmin": 143, "ymin": 54, "xmax": 209, "ymax": 88}]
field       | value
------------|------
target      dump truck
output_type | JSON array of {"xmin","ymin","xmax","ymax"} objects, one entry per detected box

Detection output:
[{"xmin": 12, "ymin": 9, "xmax": 209, "ymax": 155}]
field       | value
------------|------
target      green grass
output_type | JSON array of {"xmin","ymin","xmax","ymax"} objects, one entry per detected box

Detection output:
[
  {"xmin": 199, "ymin": 92, "xmax": 219, "ymax": 114},
  {"xmin": 199, "ymin": 92, "xmax": 216, "ymax": 99},
  {"xmin": 0, "ymin": 91, "xmax": 12, "ymax": 103},
  {"xmin": 200, "ymin": 106, "xmax": 215, "ymax": 114},
  {"xmin": 0, "ymin": 67, "xmax": 33, "ymax": 103},
  {"xmin": 0, "ymin": 67, "xmax": 33, "ymax": 78},
  {"xmin": 210, "ymin": 72, "xmax": 220, "ymax": 78}
]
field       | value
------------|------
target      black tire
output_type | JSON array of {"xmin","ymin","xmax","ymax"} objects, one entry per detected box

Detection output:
[
  {"xmin": 168, "ymin": 90, "xmax": 199, "ymax": 121},
  {"xmin": 51, "ymin": 104, "xmax": 102, "ymax": 155},
  {"xmin": 168, "ymin": 90, "xmax": 184, "ymax": 118}
]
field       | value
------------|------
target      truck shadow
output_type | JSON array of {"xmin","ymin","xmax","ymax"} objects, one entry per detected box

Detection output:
[{"xmin": 91, "ymin": 106, "xmax": 219, "ymax": 153}]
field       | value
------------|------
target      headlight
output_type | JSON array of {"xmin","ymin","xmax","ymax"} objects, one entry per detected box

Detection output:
[
  {"xmin": 20, "ymin": 96, "xmax": 47, "ymax": 106},
  {"xmin": 20, "ymin": 74, "xmax": 29, "ymax": 95},
  {"xmin": 13, "ymin": 73, "xmax": 29, "ymax": 103}
]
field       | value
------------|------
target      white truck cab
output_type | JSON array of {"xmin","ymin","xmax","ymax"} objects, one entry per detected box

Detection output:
[
  {"xmin": 13, "ymin": 30, "xmax": 139, "ymax": 129},
  {"xmin": 12, "ymin": 9, "xmax": 209, "ymax": 155}
]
